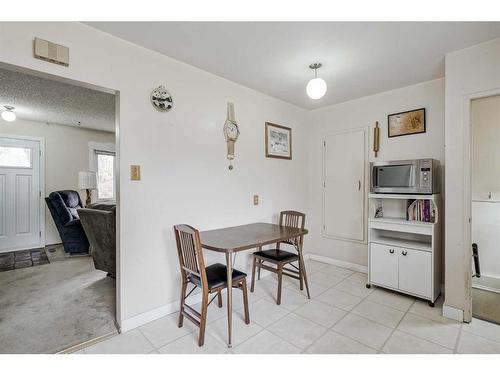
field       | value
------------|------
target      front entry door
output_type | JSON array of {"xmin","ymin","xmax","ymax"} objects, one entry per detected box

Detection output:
[{"xmin": 0, "ymin": 137, "xmax": 41, "ymax": 253}]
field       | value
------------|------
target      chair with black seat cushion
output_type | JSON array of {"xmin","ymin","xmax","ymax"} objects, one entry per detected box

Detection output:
[
  {"xmin": 250, "ymin": 210, "xmax": 310, "ymax": 305},
  {"xmin": 174, "ymin": 224, "xmax": 250, "ymax": 347},
  {"xmin": 45, "ymin": 190, "xmax": 89, "ymax": 254}
]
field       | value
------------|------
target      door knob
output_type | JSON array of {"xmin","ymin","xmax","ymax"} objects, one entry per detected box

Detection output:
[
  {"xmin": 389, "ymin": 249, "xmax": 394, "ymax": 254},
  {"xmin": 402, "ymin": 251, "xmax": 408, "ymax": 256}
]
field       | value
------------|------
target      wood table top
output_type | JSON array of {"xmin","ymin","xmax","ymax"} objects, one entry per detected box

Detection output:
[{"xmin": 200, "ymin": 222, "xmax": 308, "ymax": 253}]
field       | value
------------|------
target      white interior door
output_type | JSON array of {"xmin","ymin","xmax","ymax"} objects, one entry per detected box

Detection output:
[
  {"xmin": 323, "ymin": 129, "xmax": 367, "ymax": 242},
  {"xmin": 0, "ymin": 137, "xmax": 41, "ymax": 253}
]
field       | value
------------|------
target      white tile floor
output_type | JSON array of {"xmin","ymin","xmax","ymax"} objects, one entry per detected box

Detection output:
[{"xmin": 75, "ymin": 260, "xmax": 500, "ymax": 354}]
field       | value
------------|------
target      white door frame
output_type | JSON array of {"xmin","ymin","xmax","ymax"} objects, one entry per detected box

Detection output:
[
  {"xmin": 0, "ymin": 61, "xmax": 121, "ymax": 334},
  {"xmin": 0, "ymin": 133, "xmax": 45, "ymax": 251},
  {"xmin": 462, "ymin": 86, "xmax": 500, "ymax": 322}
]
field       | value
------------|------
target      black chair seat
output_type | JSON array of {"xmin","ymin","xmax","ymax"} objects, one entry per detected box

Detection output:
[
  {"xmin": 189, "ymin": 263, "xmax": 247, "ymax": 290},
  {"xmin": 253, "ymin": 249, "xmax": 298, "ymax": 262}
]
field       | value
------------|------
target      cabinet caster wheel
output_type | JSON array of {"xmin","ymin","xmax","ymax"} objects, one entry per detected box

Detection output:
[
  {"xmin": 428, "ymin": 301, "xmax": 435, "ymax": 307},
  {"xmin": 366, "ymin": 284, "xmax": 371, "ymax": 289}
]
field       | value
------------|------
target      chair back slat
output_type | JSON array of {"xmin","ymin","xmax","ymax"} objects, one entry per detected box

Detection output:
[
  {"xmin": 279, "ymin": 210, "xmax": 305, "ymax": 247},
  {"xmin": 174, "ymin": 224, "xmax": 207, "ymax": 287}
]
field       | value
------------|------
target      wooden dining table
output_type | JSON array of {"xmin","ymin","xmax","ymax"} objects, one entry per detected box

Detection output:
[{"xmin": 199, "ymin": 222, "xmax": 309, "ymax": 348}]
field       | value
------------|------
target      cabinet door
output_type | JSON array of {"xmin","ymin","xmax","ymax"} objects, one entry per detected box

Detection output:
[
  {"xmin": 398, "ymin": 248, "xmax": 432, "ymax": 298},
  {"xmin": 323, "ymin": 129, "xmax": 366, "ymax": 242},
  {"xmin": 370, "ymin": 243, "xmax": 398, "ymax": 289}
]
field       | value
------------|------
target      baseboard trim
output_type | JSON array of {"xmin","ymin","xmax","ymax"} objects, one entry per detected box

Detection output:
[
  {"xmin": 307, "ymin": 253, "xmax": 368, "ymax": 273},
  {"xmin": 119, "ymin": 268, "xmax": 275, "ymax": 333},
  {"xmin": 443, "ymin": 304, "xmax": 464, "ymax": 322},
  {"xmin": 120, "ymin": 292, "xmax": 204, "ymax": 332}
]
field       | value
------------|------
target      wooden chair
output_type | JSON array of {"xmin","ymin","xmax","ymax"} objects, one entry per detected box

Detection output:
[
  {"xmin": 250, "ymin": 211, "xmax": 310, "ymax": 305},
  {"xmin": 174, "ymin": 224, "xmax": 250, "ymax": 346}
]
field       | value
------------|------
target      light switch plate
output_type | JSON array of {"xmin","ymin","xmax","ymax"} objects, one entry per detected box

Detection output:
[
  {"xmin": 253, "ymin": 195, "xmax": 259, "ymax": 205},
  {"xmin": 130, "ymin": 165, "xmax": 141, "ymax": 181}
]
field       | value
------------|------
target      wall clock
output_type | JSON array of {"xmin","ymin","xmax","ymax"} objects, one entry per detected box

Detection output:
[
  {"xmin": 223, "ymin": 102, "xmax": 240, "ymax": 170},
  {"xmin": 151, "ymin": 85, "xmax": 173, "ymax": 112}
]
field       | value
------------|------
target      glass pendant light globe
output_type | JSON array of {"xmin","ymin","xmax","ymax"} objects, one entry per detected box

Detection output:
[
  {"xmin": 1, "ymin": 106, "xmax": 16, "ymax": 122},
  {"xmin": 306, "ymin": 63, "xmax": 327, "ymax": 100},
  {"xmin": 306, "ymin": 77, "xmax": 327, "ymax": 100}
]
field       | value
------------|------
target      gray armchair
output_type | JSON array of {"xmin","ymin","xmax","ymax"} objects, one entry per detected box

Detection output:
[{"xmin": 78, "ymin": 203, "xmax": 116, "ymax": 277}]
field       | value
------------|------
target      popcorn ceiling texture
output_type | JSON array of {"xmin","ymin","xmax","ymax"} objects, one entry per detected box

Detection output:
[{"xmin": 0, "ymin": 68, "xmax": 115, "ymax": 132}]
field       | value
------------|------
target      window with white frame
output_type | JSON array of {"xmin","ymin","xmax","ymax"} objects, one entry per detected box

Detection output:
[{"xmin": 95, "ymin": 150, "xmax": 115, "ymax": 200}]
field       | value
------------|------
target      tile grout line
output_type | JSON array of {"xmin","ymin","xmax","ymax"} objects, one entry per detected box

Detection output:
[
  {"xmin": 453, "ymin": 323, "xmax": 464, "ymax": 354},
  {"xmin": 390, "ymin": 299, "xmax": 461, "ymax": 353},
  {"xmin": 377, "ymin": 299, "xmax": 417, "ymax": 353}
]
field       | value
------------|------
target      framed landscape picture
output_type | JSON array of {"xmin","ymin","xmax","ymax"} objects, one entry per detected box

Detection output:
[
  {"xmin": 265, "ymin": 122, "xmax": 292, "ymax": 159},
  {"xmin": 388, "ymin": 108, "xmax": 426, "ymax": 138}
]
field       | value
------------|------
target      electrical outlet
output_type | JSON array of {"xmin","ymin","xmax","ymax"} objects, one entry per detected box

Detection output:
[
  {"xmin": 130, "ymin": 165, "xmax": 141, "ymax": 181},
  {"xmin": 253, "ymin": 195, "xmax": 259, "ymax": 205}
]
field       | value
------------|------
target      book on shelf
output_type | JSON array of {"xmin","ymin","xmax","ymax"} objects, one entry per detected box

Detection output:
[{"xmin": 407, "ymin": 199, "xmax": 435, "ymax": 223}]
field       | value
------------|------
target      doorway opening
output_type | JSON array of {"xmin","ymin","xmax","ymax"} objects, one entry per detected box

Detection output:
[
  {"xmin": 470, "ymin": 94, "xmax": 500, "ymax": 324},
  {"xmin": 0, "ymin": 65, "xmax": 120, "ymax": 353}
]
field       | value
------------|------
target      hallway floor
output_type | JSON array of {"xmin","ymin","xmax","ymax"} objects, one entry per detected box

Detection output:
[
  {"xmin": 0, "ymin": 254, "xmax": 116, "ymax": 353},
  {"xmin": 75, "ymin": 260, "xmax": 500, "ymax": 354}
]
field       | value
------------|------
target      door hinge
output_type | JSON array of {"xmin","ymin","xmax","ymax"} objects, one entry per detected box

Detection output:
[
  {"xmin": 39, "ymin": 150, "xmax": 42, "ymax": 157},
  {"xmin": 39, "ymin": 231, "xmax": 42, "ymax": 237},
  {"xmin": 39, "ymin": 191, "xmax": 42, "ymax": 197},
  {"xmin": 323, "ymin": 141, "xmax": 326, "ymax": 147},
  {"xmin": 323, "ymin": 182, "xmax": 326, "ymax": 188}
]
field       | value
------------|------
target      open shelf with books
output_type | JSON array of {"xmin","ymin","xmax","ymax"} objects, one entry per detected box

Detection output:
[{"xmin": 367, "ymin": 193, "xmax": 441, "ymax": 306}]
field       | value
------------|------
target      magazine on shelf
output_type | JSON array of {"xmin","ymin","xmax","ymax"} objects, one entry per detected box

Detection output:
[{"xmin": 407, "ymin": 199, "xmax": 435, "ymax": 223}]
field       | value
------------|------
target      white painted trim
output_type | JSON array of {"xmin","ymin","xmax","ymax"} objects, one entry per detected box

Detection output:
[
  {"xmin": 443, "ymin": 304, "xmax": 464, "ymax": 322},
  {"xmin": 119, "ymin": 293, "xmax": 203, "ymax": 333},
  {"xmin": 462, "ymin": 87, "xmax": 500, "ymax": 323},
  {"xmin": 0, "ymin": 133, "xmax": 45, "ymax": 250},
  {"xmin": 321, "ymin": 127, "xmax": 369, "ymax": 245},
  {"xmin": 307, "ymin": 253, "xmax": 368, "ymax": 273}
]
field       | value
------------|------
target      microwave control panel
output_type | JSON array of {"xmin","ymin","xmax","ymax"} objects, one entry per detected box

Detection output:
[{"xmin": 419, "ymin": 159, "xmax": 432, "ymax": 190}]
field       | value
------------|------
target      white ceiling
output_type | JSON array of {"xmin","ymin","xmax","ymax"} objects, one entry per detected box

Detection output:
[
  {"xmin": 86, "ymin": 22, "xmax": 500, "ymax": 110},
  {"xmin": 0, "ymin": 68, "xmax": 115, "ymax": 132}
]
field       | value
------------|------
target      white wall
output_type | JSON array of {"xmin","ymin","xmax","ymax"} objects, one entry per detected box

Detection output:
[
  {"xmin": 307, "ymin": 79, "xmax": 445, "ymax": 267},
  {"xmin": 0, "ymin": 118, "xmax": 115, "ymax": 245},
  {"xmin": 470, "ymin": 95, "xmax": 500, "ymax": 280},
  {"xmin": 445, "ymin": 37, "xmax": 500, "ymax": 319},
  {"xmin": 0, "ymin": 22, "xmax": 309, "ymax": 328},
  {"xmin": 472, "ymin": 95, "xmax": 500, "ymax": 197},
  {"xmin": 472, "ymin": 202, "xmax": 500, "ymax": 279}
]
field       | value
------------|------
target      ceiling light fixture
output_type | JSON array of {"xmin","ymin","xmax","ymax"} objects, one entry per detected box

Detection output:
[
  {"xmin": 1, "ymin": 105, "xmax": 16, "ymax": 122},
  {"xmin": 306, "ymin": 63, "xmax": 327, "ymax": 100}
]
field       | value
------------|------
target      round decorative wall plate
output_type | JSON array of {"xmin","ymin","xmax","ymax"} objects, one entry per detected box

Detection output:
[{"xmin": 150, "ymin": 85, "xmax": 173, "ymax": 112}]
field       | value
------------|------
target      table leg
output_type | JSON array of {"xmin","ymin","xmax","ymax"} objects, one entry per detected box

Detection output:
[{"xmin": 225, "ymin": 252, "xmax": 233, "ymax": 348}]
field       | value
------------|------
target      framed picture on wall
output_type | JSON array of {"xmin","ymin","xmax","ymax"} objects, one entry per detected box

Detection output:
[
  {"xmin": 388, "ymin": 108, "xmax": 426, "ymax": 137},
  {"xmin": 265, "ymin": 122, "xmax": 292, "ymax": 159}
]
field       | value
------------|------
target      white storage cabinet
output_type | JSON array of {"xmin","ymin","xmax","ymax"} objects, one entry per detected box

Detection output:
[{"xmin": 367, "ymin": 194, "xmax": 441, "ymax": 306}]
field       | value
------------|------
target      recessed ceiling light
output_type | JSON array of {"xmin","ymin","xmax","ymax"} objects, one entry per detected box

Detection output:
[
  {"xmin": 1, "ymin": 105, "xmax": 16, "ymax": 122},
  {"xmin": 306, "ymin": 63, "xmax": 327, "ymax": 100}
]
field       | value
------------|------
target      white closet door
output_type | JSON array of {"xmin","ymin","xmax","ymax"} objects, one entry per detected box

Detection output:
[
  {"xmin": 323, "ymin": 129, "xmax": 366, "ymax": 242},
  {"xmin": 0, "ymin": 137, "xmax": 41, "ymax": 253}
]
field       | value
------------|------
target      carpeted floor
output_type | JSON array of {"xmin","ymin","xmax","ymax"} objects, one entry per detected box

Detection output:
[
  {"xmin": 0, "ymin": 254, "xmax": 116, "ymax": 353},
  {"xmin": 472, "ymin": 287, "xmax": 500, "ymax": 325}
]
